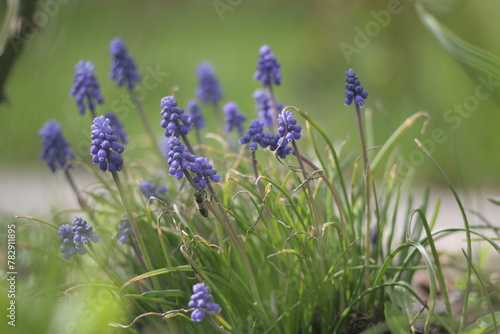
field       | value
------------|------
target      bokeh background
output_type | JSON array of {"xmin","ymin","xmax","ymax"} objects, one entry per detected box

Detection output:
[{"xmin": 2, "ymin": 0, "xmax": 500, "ymax": 188}]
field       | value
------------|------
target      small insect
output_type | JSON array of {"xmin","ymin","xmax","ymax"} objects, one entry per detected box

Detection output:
[{"xmin": 193, "ymin": 189, "xmax": 209, "ymax": 217}]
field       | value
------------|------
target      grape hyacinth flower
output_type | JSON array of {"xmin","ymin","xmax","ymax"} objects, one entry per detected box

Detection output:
[
  {"xmin": 70, "ymin": 60, "xmax": 104, "ymax": 116},
  {"xmin": 196, "ymin": 62, "xmax": 223, "ymax": 105},
  {"xmin": 188, "ymin": 283, "xmax": 221, "ymax": 322},
  {"xmin": 223, "ymin": 102, "xmax": 247, "ymax": 134},
  {"xmin": 344, "ymin": 69, "xmax": 369, "ymax": 107},
  {"xmin": 192, "ymin": 157, "xmax": 222, "ymax": 189},
  {"xmin": 90, "ymin": 116, "xmax": 125, "ymax": 172},
  {"xmin": 277, "ymin": 110, "xmax": 302, "ymax": 146},
  {"xmin": 58, "ymin": 224, "xmax": 78, "ymax": 260},
  {"xmin": 109, "ymin": 38, "xmax": 140, "ymax": 90},
  {"xmin": 239, "ymin": 119, "xmax": 265, "ymax": 152},
  {"xmin": 58, "ymin": 217, "xmax": 99, "ymax": 260},
  {"xmin": 164, "ymin": 137, "xmax": 196, "ymax": 179},
  {"xmin": 254, "ymin": 45, "xmax": 282, "ymax": 87},
  {"xmin": 253, "ymin": 89, "xmax": 284, "ymax": 129},
  {"xmin": 160, "ymin": 96, "xmax": 192, "ymax": 138},
  {"xmin": 139, "ymin": 180, "xmax": 167, "ymax": 199},
  {"xmin": 105, "ymin": 112, "xmax": 128, "ymax": 144},
  {"xmin": 39, "ymin": 120, "xmax": 75, "ymax": 173},
  {"xmin": 117, "ymin": 218, "xmax": 134, "ymax": 245},
  {"xmin": 72, "ymin": 217, "xmax": 99, "ymax": 251},
  {"xmin": 187, "ymin": 100, "xmax": 205, "ymax": 129}
]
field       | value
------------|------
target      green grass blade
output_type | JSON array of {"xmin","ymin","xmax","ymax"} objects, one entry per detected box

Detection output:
[{"xmin": 416, "ymin": 2, "xmax": 500, "ymax": 82}]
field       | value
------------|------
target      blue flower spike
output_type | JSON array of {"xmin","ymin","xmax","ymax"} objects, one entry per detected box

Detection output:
[
  {"xmin": 39, "ymin": 120, "xmax": 75, "ymax": 173},
  {"xmin": 70, "ymin": 60, "xmax": 104, "ymax": 116},
  {"xmin": 90, "ymin": 116, "xmax": 125, "ymax": 172},
  {"xmin": 254, "ymin": 45, "xmax": 282, "ymax": 87},
  {"xmin": 344, "ymin": 69, "xmax": 369, "ymax": 107},
  {"xmin": 253, "ymin": 89, "xmax": 284, "ymax": 129},
  {"xmin": 196, "ymin": 62, "xmax": 223, "ymax": 105},
  {"xmin": 164, "ymin": 137, "xmax": 196, "ymax": 180},
  {"xmin": 139, "ymin": 180, "xmax": 167, "ymax": 199},
  {"xmin": 187, "ymin": 100, "xmax": 205, "ymax": 130},
  {"xmin": 58, "ymin": 217, "xmax": 99, "ymax": 260},
  {"xmin": 109, "ymin": 38, "xmax": 140, "ymax": 90},
  {"xmin": 188, "ymin": 282, "xmax": 221, "ymax": 322},
  {"xmin": 160, "ymin": 96, "xmax": 192, "ymax": 138},
  {"xmin": 223, "ymin": 101, "xmax": 247, "ymax": 134}
]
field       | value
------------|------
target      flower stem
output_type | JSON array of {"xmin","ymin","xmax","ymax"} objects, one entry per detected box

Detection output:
[
  {"xmin": 64, "ymin": 168, "xmax": 89, "ymax": 212},
  {"xmin": 112, "ymin": 171, "xmax": 155, "ymax": 275},
  {"xmin": 267, "ymin": 82, "xmax": 279, "ymax": 131},
  {"xmin": 130, "ymin": 89, "xmax": 162, "ymax": 159},
  {"xmin": 355, "ymin": 103, "xmax": 373, "ymax": 304}
]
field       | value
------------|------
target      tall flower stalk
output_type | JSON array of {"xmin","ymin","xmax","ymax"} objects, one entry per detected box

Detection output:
[
  {"xmin": 70, "ymin": 60, "xmax": 104, "ymax": 119},
  {"xmin": 196, "ymin": 62, "xmax": 224, "ymax": 132},
  {"xmin": 39, "ymin": 120, "xmax": 89, "ymax": 211},
  {"xmin": 344, "ymin": 68, "xmax": 372, "ymax": 300},
  {"xmin": 109, "ymin": 38, "xmax": 161, "ymax": 158},
  {"xmin": 254, "ymin": 45, "xmax": 282, "ymax": 131},
  {"xmin": 90, "ymin": 115, "xmax": 154, "ymax": 276}
]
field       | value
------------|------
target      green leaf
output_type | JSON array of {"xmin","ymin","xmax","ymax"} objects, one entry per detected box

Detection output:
[
  {"xmin": 141, "ymin": 289, "xmax": 189, "ymax": 298},
  {"xmin": 460, "ymin": 312, "xmax": 500, "ymax": 334},
  {"xmin": 488, "ymin": 197, "xmax": 500, "ymax": 206},
  {"xmin": 384, "ymin": 302, "xmax": 411, "ymax": 334},
  {"xmin": 416, "ymin": 2, "xmax": 500, "ymax": 83}
]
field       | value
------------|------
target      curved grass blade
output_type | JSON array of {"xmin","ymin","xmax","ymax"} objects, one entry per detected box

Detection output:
[{"xmin": 415, "ymin": 2, "xmax": 500, "ymax": 87}]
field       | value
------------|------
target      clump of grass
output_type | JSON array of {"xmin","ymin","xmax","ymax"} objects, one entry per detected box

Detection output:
[{"xmin": 14, "ymin": 38, "xmax": 500, "ymax": 334}]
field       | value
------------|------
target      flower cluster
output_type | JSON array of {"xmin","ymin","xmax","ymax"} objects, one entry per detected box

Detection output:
[
  {"xmin": 188, "ymin": 283, "xmax": 221, "ymax": 322},
  {"xmin": 70, "ymin": 60, "xmax": 104, "ymax": 115},
  {"xmin": 160, "ymin": 96, "xmax": 192, "ymax": 138},
  {"xmin": 164, "ymin": 137, "xmax": 196, "ymax": 179},
  {"xmin": 109, "ymin": 38, "xmax": 140, "ymax": 90},
  {"xmin": 187, "ymin": 100, "xmax": 205, "ymax": 129},
  {"xmin": 223, "ymin": 102, "xmax": 247, "ymax": 134},
  {"xmin": 254, "ymin": 45, "xmax": 282, "ymax": 87},
  {"xmin": 239, "ymin": 119, "xmax": 280, "ymax": 152},
  {"xmin": 105, "ymin": 112, "xmax": 128, "ymax": 144},
  {"xmin": 253, "ymin": 89, "xmax": 284, "ymax": 129},
  {"xmin": 277, "ymin": 110, "xmax": 302, "ymax": 145},
  {"xmin": 192, "ymin": 157, "xmax": 222, "ymax": 189},
  {"xmin": 39, "ymin": 120, "xmax": 75, "ymax": 173},
  {"xmin": 117, "ymin": 218, "xmax": 134, "ymax": 245},
  {"xmin": 90, "ymin": 116, "xmax": 125, "ymax": 172},
  {"xmin": 196, "ymin": 62, "xmax": 223, "ymax": 105},
  {"xmin": 58, "ymin": 217, "xmax": 99, "ymax": 260},
  {"xmin": 139, "ymin": 180, "xmax": 167, "ymax": 199},
  {"xmin": 164, "ymin": 137, "xmax": 222, "ymax": 188},
  {"xmin": 344, "ymin": 69, "xmax": 369, "ymax": 107}
]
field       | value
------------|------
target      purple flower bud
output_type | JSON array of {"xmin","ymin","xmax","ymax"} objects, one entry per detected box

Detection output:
[
  {"xmin": 254, "ymin": 45, "xmax": 282, "ymax": 87},
  {"xmin": 160, "ymin": 96, "xmax": 192, "ymax": 138},
  {"xmin": 109, "ymin": 38, "xmax": 140, "ymax": 90},
  {"xmin": 196, "ymin": 62, "xmax": 223, "ymax": 105},
  {"xmin": 344, "ymin": 69, "xmax": 369, "ymax": 107},
  {"xmin": 189, "ymin": 282, "xmax": 221, "ymax": 322},
  {"xmin": 223, "ymin": 102, "xmax": 247, "ymax": 134},
  {"xmin": 70, "ymin": 60, "xmax": 104, "ymax": 115},
  {"xmin": 90, "ymin": 116, "xmax": 125, "ymax": 172},
  {"xmin": 39, "ymin": 120, "xmax": 75, "ymax": 173}
]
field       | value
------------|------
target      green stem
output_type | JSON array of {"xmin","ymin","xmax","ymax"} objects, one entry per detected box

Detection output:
[
  {"xmin": 112, "ymin": 171, "xmax": 154, "ymax": 274},
  {"xmin": 130, "ymin": 89, "xmax": 162, "ymax": 158},
  {"xmin": 64, "ymin": 168, "xmax": 89, "ymax": 212},
  {"xmin": 355, "ymin": 104, "xmax": 372, "ymax": 306}
]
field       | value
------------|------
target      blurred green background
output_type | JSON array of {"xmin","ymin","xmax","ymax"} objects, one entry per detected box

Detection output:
[{"xmin": 1, "ymin": 0, "xmax": 500, "ymax": 186}]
